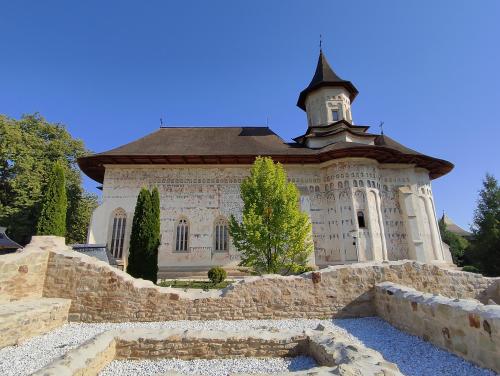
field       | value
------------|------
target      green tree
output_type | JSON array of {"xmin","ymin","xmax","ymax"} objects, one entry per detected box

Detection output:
[
  {"xmin": 66, "ymin": 186, "xmax": 99, "ymax": 244},
  {"xmin": 0, "ymin": 113, "xmax": 97, "ymax": 244},
  {"xmin": 36, "ymin": 161, "xmax": 67, "ymax": 236},
  {"xmin": 229, "ymin": 157, "xmax": 313, "ymax": 275},
  {"xmin": 438, "ymin": 219, "xmax": 469, "ymax": 266},
  {"xmin": 148, "ymin": 187, "xmax": 161, "ymax": 283},
  {"xmin": 127, "ymin": 187, "xmax": 160, "ymax": 282},
  {"xmin": 468, "ymin": 174, "xmax": 500, "ymax": 276}
]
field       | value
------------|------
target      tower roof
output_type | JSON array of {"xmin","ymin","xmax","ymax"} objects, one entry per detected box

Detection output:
[{"xmin": 297, "ymin": 50, "xmax": 358, "ymax": 111}]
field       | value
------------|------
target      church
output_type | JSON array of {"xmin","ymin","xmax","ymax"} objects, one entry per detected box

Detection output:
[{"xmin": 78, "ymin": 50, "xmax": 454, "ymax": 277}]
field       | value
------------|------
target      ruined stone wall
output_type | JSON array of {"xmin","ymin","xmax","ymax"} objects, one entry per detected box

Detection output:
[
  {"xmin": 0, "ymin": 238, "xmax": 51, "ymax": 302},
  {"xmin": 375, "ymin": 282, "xmax": 500, "ymax": 373},
  {"xmin": 39, "ymin": 237, "xmax": 498, "ymax": 322}
]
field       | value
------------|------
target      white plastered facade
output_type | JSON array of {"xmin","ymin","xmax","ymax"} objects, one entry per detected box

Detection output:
[{"xmin": 88, "ymin": 159, "xmax": 451, "ymax": 274}]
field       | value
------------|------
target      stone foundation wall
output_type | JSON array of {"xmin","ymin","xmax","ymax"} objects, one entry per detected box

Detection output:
[
  {"xmin": 34, "ymin": 328, "xmax": 402, "ymax": 376},
  {"xmin": 0, "ymin": 237, "xmax": 53, "ymax": 302},
  {"xmin": 0, "ymin": 298, "xmax": 71, "ymax": 348},
  {"xmin": 39, "ymin": 237, "xmax": 499, "ymax": 322},
  {"xmin": 375, "ymin": 282, "xmax": 500, "ymax": 373},
  {"xmin": 2, "ymin": 236, "xmax": 498, "ymax": 323}
]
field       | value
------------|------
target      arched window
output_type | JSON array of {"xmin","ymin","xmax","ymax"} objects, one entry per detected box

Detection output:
[
  {"xmin": 110, "ymin": 209, "xmax": 127, "ymax": 259},
  {"xmin": 175, "ymin": 218, "xmax": 189, "ymax": 252},
  {"xmin": 353, "ymin": 180, "xmax": 358, "ymax": 187},
  {"xmin": 214, "ymin": 218, "xmax": 229, "ymax": 252},
  {"xmin": 357, "ymin": 211, "xmax": 366, "ymax": 229}
]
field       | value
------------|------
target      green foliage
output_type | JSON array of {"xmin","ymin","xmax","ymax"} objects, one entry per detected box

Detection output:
[
  {"xmin": 126, "ymin": 187, "xmax": 160, "ymax": 283},
  {"xmin": 66, "ymin": 186, "xmax": 98, "ymax": 244},
  {"xmin": 461, "ymin": 265, "xmax": 480, "ymax": 273},
  {"xmin": 208, "ymin": 266, "xmax": 227, "ymax": 284},
  {"xmin": 0, "ymin": 113, "xmax": 96, "ymax": 244},
  {"xmin": 36, "ymin": 161, "xmax": 68, "ymax": 236},
  {"xmin": 438, "ymin": 218, "xmax": 469, "ymax": 266},
  {"xmin": 229, "ymin": 157, "xmax": 313, "ymax": 275},
  {"xmin": 468, "ymin": 174, "xmax": 500, "ymax": 276},
  {"xmin": 148, "ymin": 187, "xmax": 161, "ymax": 283},
  {"xmin": 157, "ymin": 279, "xmax": 232, "ymax": 290},
  {"xmin": 289, "ymin": 265, "xmax": 315, "ymax": 275}
]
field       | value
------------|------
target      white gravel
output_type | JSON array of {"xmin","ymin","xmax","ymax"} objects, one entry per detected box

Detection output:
[
  {"xmin": 0, "ymin": 318, "xmax": 496, "ymax": 376},
  {"xmin": 99, "ymin": 356, "xmax": 317, "ymax": 376}
]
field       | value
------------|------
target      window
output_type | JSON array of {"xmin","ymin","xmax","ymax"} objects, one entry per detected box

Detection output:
[
  {"xmin": 353, "ymin": 180, "xmax": 358, "ymax": 187},
  {"xmin": 357, "ymin": 211, "xmax": 366, "ymax": 228},
  {"xmin": 214, "ymin": 218, "xmax": 229, "ymax": 252},
  {"xmin": 175, "ymin": 218, "xmax": 189, "ymax": 252},
  {"xmin": 110, "ymin": 209, "xmax": 127, "ymax": 259},
  {"xmin": 331, "ymin": 109, "xmax": 339, "ymax": 121}
]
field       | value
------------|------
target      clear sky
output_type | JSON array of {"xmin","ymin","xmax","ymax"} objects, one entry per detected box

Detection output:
[{"xmin": 1, "ymin": 1, "xmax": 499, "ymax": 229}]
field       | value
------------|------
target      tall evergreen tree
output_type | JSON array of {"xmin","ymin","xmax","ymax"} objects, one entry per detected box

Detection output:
[
  {"xmin": 36, "ymin": 161, "xmax": 67, "ymax": 236},
  {"xmin": 127, "ymin": 188, "xmax": 154, "ymax": 279},
  {"xmin": 229, "ymin": 157, "xmax": 313, "ymax": 275},
  {"xmin": 147, "ymin": 187, "xmax": 161, "ymax": 283},
  {"xmin": 438, "ymin": 218, "xmax": 468, "ymax": 266},
  {"xmin": 469, "ymin": 174, "xmax": 500, "ymax": 276}
]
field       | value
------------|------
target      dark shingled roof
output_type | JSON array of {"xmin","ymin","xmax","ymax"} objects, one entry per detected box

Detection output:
[
  {"xmin": 78, "ymin": 126, "xmax": 454, "ymax": 184},
  {"xmin": 0, "ymin": 227, "xmax": 22, "ymax": 251},
  {"xmin": 297, "ymin": 51, "xmax": 358, "ymax": 110}
]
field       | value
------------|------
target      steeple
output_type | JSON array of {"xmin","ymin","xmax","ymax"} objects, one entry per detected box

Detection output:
[{"xmin": 297, "ymin": 51, "xmax": 358, "ymax": 127}]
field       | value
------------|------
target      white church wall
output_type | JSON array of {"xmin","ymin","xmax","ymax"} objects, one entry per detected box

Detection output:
[{"xmin": 87, "ymin": 159, "xmax": 444, "ymax": 272}]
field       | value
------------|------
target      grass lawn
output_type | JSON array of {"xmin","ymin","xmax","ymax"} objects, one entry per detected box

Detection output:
[{"xmin": 157, "ymin": 280, "xmax": 233, "ymax": 290}]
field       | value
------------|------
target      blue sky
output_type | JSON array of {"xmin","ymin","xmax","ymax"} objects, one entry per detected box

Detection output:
[{"xmin": 1, "ymin": 1, "xmax": 499, "ymax": 229}]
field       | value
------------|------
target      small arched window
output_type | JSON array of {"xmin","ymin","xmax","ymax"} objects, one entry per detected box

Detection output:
[
  {"xmin": 110, "ymin": 209, "xmax": 127, "ymax": 259},
  {"xmin": 214, "ymin": 218, "xmax": 229, "ymax": 252},
  {"xmin": 175, "ymin": 218, "xmax": 189, "ymax": 252},
  {"xmin": 357, "ymin": 211, "xmax": 366, "ymax": 229}
]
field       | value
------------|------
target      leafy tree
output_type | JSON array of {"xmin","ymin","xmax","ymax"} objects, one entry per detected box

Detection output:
[
  {"xmin": 0, "ymin": 113, "xmax": 97, "ymax": 244},
  {"xmin": 229, "ymin": 157, "xmax": 313, "ymax": 275},
  {"xmin": 468, "ymin": 174, "xmax": 500, "ymax": 276},
  {"xmin": 36, "ymin": 161, "xmax": 67, "ymax": 236},
  {"xmin": 438, "ymin": 218, "xmax": 469, "ymax": 266},
  {"xmin": 127, "ymin": 187, "xmax": 160, "ymax": 283}
]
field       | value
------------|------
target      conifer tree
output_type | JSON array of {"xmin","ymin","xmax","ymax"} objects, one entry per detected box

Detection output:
[
  {"xmin": 36, "ymin": 161, "xmax": 67, "ymax": 236},
  {"xmin": 147, "ymin": 187, "xmax": 161, "ymax": 283},
  {"xmin": 127, "ymin": 188, "xmax": 154, "ymax": 279},
  {"xmin": 229, "ymin": 157, "xmax": 313, "ymax": 275},
  {"xmin": 469, "ymin": 174, "xmax": 500, "ymax": 276}
]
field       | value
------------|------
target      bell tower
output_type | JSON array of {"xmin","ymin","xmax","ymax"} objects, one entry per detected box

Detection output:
[{"xmin": 297, "ymin": 50, "xmax": 358, "ymax": 127}]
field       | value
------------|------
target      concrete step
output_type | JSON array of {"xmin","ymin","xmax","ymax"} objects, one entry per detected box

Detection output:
[{"xmin": 0, "ymin": 298, "xmax": 71, "ymax": 348}]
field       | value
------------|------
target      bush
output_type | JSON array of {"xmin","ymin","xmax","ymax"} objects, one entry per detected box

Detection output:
[
  {"xmin": 462, "ymin": 265, "xmax": 480, "ymax": 274},
  {"xmin": 290, "ymin": 265, "xmax": 315, "ymax": 275},
  {"xmin": 208, "ymin": 266, "xmax": 227, "ymax": 284}
]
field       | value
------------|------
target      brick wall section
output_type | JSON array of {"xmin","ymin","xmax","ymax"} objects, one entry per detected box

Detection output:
[
  {"xmin": 39, "ymin": 237, "xmax": 499, "ymax": 322},
  {"xmin": 375, "ymin": 282, "xmax": 500, "ymax": 373}
]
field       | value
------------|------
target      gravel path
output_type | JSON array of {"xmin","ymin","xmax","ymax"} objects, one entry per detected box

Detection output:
[
  {"xmin": 99, "ymin": 356, "xmax": 317, "ymax": 376},
  {"xmin": 0, "ymin": 318, "xmax": 496, "ymax": 376},
  {"xmin": 334, "ymin": 317, "xmax": 497, "ymax": 376}
]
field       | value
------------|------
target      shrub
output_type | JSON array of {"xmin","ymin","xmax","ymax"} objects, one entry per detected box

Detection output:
[
  {"xmin": 290, "ymin": 265, "xmax": 315, "ymax": 275},
  {"xmin": 462, "ymin": 265, "xmax": 480, "ymax": 274},
  {"xmin": 208, "ymin": 266, "xmax": 227, "ymax": 284}
]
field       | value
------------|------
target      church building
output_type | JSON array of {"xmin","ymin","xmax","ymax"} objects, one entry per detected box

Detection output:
[{"xmin": 79, "ymin": 51, "xmax": 454, "ymax": 277}]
